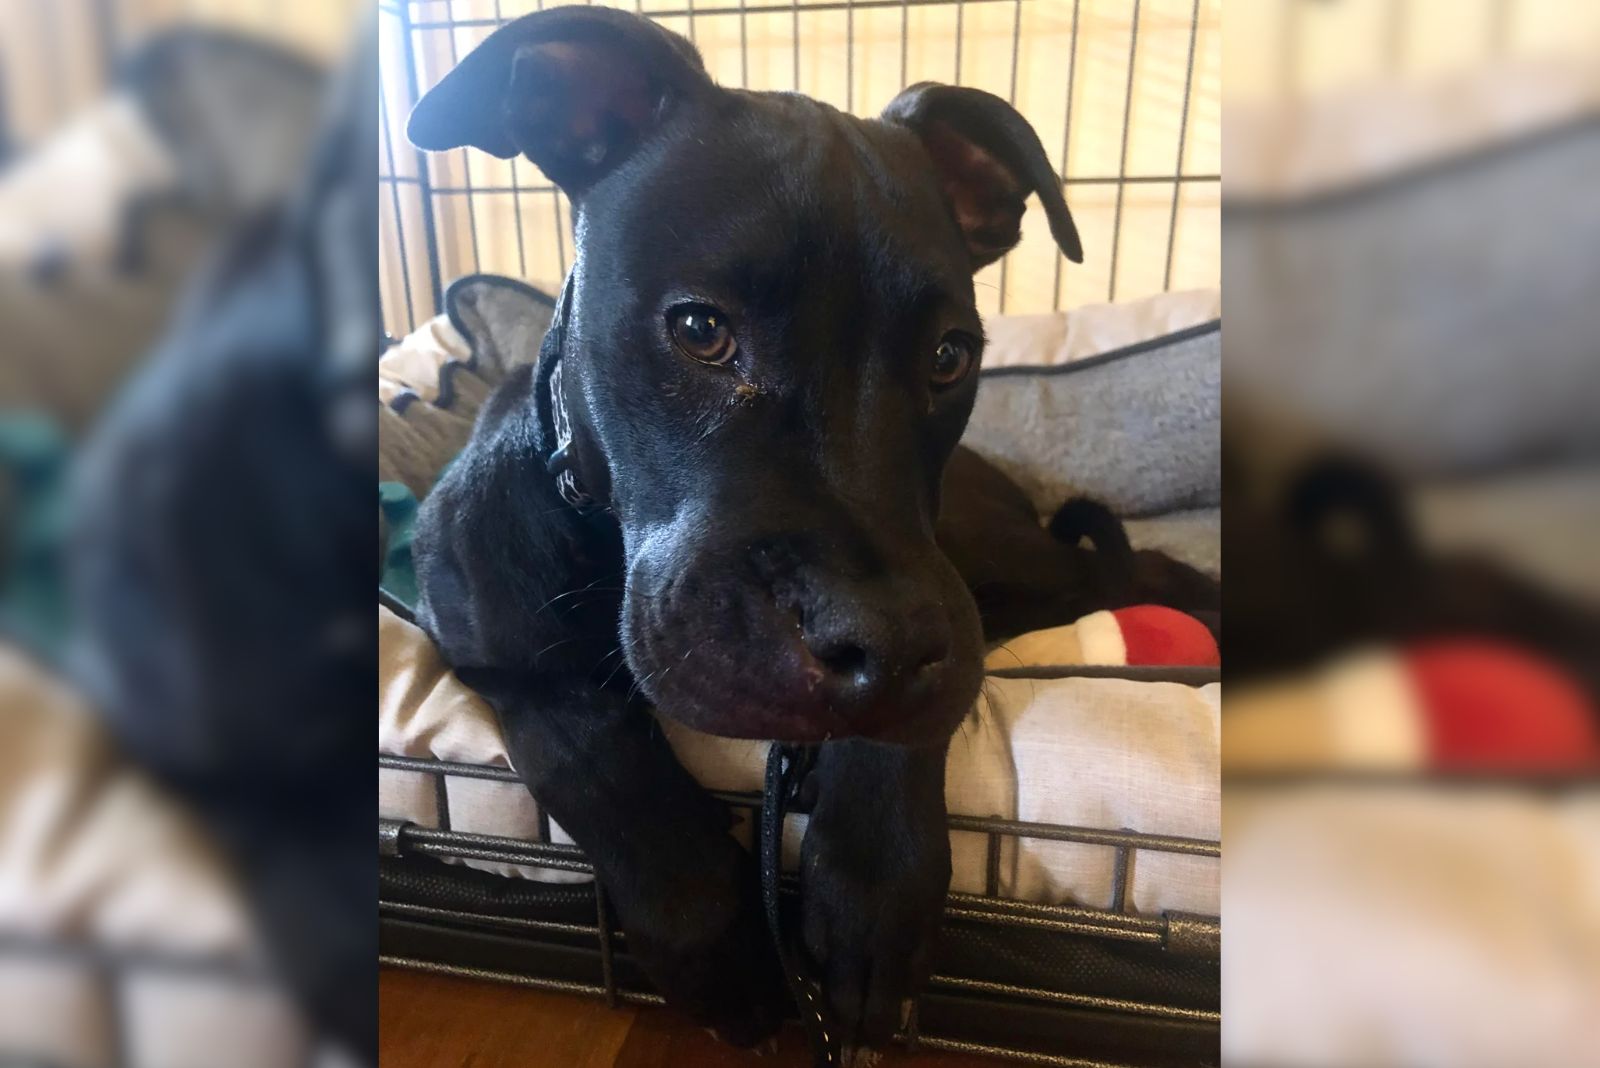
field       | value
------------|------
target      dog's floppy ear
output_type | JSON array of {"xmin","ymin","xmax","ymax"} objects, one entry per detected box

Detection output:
[
  {"xmin": 882, "ymin": 83, "xmax": 1082, "ymax": 270},
  {"xmin": 407, "ymin": 6, "xmax": 710, "ymax": 194}
]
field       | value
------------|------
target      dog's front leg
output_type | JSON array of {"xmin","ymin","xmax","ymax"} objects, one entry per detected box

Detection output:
[
  {"xmin": 800, "ymin": 738, "xmax": 951, "ymax": 1050},
  {"xmin": 465, "ymin": 669, "xmax": 788, "ymax": 1046}
]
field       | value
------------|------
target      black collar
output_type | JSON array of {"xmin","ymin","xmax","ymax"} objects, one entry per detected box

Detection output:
[{"xmin": 535, "ymin": 277, "xmax": 599, "ymax": 514}]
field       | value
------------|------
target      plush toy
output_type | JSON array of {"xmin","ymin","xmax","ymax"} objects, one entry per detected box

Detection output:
[
  {"xmin": 985, "ymin": 604, "xmax": 1221, "ymax": 670},
  {"xmin": 1226, "ymin": 638, "xmax": 1600, "ymax": 772}
]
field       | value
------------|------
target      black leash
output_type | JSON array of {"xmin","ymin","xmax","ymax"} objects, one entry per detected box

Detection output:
[{"xmin": 762, "ymin": 743, "xmax": 841, "ymax": 1067}]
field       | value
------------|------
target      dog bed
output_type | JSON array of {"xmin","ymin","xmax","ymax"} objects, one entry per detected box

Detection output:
[
  {"xmin": 377, "ymin": 277, "xmax": 1223, "ymax": 918},
  {"xmin": 379, "ymin": 602, "xmax": 1220, "ymax": 916}
]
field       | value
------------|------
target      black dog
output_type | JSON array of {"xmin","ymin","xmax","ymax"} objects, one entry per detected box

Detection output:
[
  {"xmin": 407, "ymin": 5, "xmax": 1213, "ymax": 1050},
  {"xmin": 66, "ymin": 30, "xmax": 377, "ymax": 1064}
]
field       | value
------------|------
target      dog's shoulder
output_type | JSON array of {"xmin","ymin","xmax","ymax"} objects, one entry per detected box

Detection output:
[{"xmin": 413, "ymin": 361, "xmax": 625, "ymax": 674}]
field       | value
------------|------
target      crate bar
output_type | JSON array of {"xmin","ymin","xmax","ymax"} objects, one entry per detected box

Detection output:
[
  {"xmin": 1052, "ymin": 0, "xmax": 1082, "ymax": 312},
  {"xmin": 1107, "ymin": 0, "xmax": 1142, "ymax": 303},
  {"xmin": 494, "ymin": 0, "xmax": 530, "ymax": 280},
  {"xmin": 380, "ymin": 955, "xmax": 669, "ymax": 1006},
  {"xmin": 911, "ymin": 1031, "xmax": 1173, "ymax": 1068},
  {"xmin": 943, "ymin": 891, "xmax": 1159, "ymax": 933},
  {"xmin": 395, "ymin": 823, "xmax": 594, "ymax": 873},
  {"xmin": 381, "ymin": 899, "xmax": 606, "ymax": 938},
  {"xmin": 379, "ymin": 87, "xmax": 417, "ymax": 333},
  {"xmin": 421, "ymin": 174, "xmax": 1220, "ymax": 196},
  {"xmin": 996, "ymin": 0, "xmax": 1023, "ymax": 313},
  {"xmin": 399, "ymin": 0, "xmax": 445, "ymax": 314},
  {"xmin": 0, "ymin": 935, "xmax": 275, "ymax": 985},
  {"xmin": 410, "ymin": 0, "xmax": 1018, "ymax": 30},
  {"xmin": 378, "ymin": 890, "xmax": 1171, "ymax": 944},
  {"xmin": 396, "ymin": 823, "xmax": 588, "ymax": 862},
  {"xmin": 739, "ymin": 0, "xmax": 750, "ymax": 88},
  {"xmin": 943, "ymin": 906, "xmax": 1163, "ymax": 943},
  {"xmin": 900, "ymin": 0, "xmax": 910, "ymax": 87},
  {"xmin": 533, "ymin": 1, "xmax": 568, "ymax": 277},
  {"xmin": 433, "ymin": 764, "xmax": 452, "ymax": 831},
  {"xmin": 377, "ymin": 959, "xmax": 1208, "ymax": 1059},
  {"xmin": 927, "ymin": 976, "xmax": 1219, "ymax": 1024},
  {"xmin": 378, "ymin": 903, "xmax": 1209, "ymax": 1024},
  {"xmin": 1163, "ymin": 0, "xmax": 1202, "ymax": 292},
  {"xmin": 379, "ymin": 754, "xmax": 1219, "ymax": 855},
  {"xmin": 383, "ymin": 823, "xmax": 1214, "ymax": 945},
  {"xmin": 382, "ymin": 754, "xmax": 519, "ymax": 780},
  {"xmin": 847, "ymin": 1, "xmax": 854, "ymax": 112},
  {"xmin": 1065, "ymin": 173, "xmax": 1219, "ymax": 186},
  {"xmin": 945, "ymin": 813, "xmax": 1220, "ymax": 857},
  {"xmin": 595, "ymin": 886, "xmax": 618, "ymax": 1007},
  {"xmin": 954, "ymin": 0, "xmax": 965, "ymax": 83},
  {"xmin": 440, "ymin": 8, "xmax": 483, "ymax": 274},
  {"xmin": 985, "ymin": 825, "xmax": 1002, "ymax": 896},
  {"xmin": 1109, "ymin": 843, "xmax": 1132, "ymax": 912}
]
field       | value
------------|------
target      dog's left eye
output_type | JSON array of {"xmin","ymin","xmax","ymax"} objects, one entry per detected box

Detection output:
[
  {"xmin": 931, "ymin": 333, "xmax": 976, "ymax": 388},
  {"xmin": 668, "ymin": 304, "xmax": 737, "ymax": 366}
]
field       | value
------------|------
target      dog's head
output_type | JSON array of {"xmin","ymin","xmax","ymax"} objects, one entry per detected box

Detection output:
[{"xmin": 410, "ymin": 6, "xmax": 1080, "ymax": 744}]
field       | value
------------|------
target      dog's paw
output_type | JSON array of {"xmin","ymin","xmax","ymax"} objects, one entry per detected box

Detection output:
[
  {"xmin": 625, "ymin": 873, "xmax": 789, "ymax": 1047},
  {"xmin": 799, "ymin": 807, "xmax": 950, "ymax": 1049}
]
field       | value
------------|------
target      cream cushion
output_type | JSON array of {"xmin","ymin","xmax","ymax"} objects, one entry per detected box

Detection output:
[{"xmin": 377, "ymin": 606, "xmax": 1222, "ymax": 917}]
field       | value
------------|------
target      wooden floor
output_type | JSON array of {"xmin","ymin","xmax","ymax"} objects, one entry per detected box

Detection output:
[{"xmin": 380, "ymin": 968, "xmax": 1004, "ymax": 1068}]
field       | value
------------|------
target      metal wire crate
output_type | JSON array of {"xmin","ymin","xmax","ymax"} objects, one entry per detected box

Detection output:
[
  {"xmin": 375, "ymin": 3, "xmax": 1221, "ymax": 1061},
  {"xmin": 376, "ymin": 728, "xmax": 1222, "ymax": 1067}
]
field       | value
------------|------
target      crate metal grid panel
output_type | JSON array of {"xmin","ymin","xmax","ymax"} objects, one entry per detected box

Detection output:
[
  {"xmin": 377, "ymin": 0, "xmax": 1224, "ymax": 339},
  {"xmin": 376, "ymin": 748, "xmax": 1221, "ymax": 1067}
]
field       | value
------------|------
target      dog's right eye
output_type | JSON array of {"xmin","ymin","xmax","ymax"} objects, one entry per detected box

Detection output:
[
  {"xmin": 668, "ymin": 304, "xmax": 737, "ymax": 366},
  {"xmin": 930, "ymin": 332, "xmax": 977, "ymax": 389}
]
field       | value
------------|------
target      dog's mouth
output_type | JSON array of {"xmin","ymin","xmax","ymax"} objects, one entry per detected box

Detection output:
[{"xmin": 620, "ymin": 555, "xmax": 984, "ymax": 745}]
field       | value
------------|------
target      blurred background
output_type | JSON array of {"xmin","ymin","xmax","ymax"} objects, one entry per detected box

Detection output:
[
  {"xmin": 2, "ymin": 1, "xmax": 371, "ymax": 1067},
  {"xmin": 1222, "ymin": 1, "xmax": 1600, "ymax": 1065}
]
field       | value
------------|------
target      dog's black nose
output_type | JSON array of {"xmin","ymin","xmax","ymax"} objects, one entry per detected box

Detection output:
[{"xmin": 797, "ymin": 595, "xmax": 952, "ymax": 725}]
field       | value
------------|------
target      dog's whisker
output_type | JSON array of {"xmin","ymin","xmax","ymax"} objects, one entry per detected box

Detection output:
[
  {"xmin": 990, "ymin": 642, "xmax": 1024, "ymax": 669},
  {"xmin": 646, "ymin": 638, "xmax": 710, "ymax": 696},
  {"xmin": 599, "ymin": 657, "xmax": 632, "ymax": 691},
  {"xmin": 530, "ymin": 636, "xmax": 585, "ymax": 664},
  {"xmin": 597, "ymin": 635, "xmax": 647, "ymax": 689},
  {"xmin": 531, "ymin": 587, "xmax": 614, "ymax": 617},
  {"xmin": 626, "ymin": 666, "xmax": 665, "ymax": 704},
  {"xmin": 533, "ymin": 577, "xmax": 661, "ymax": 618}
]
